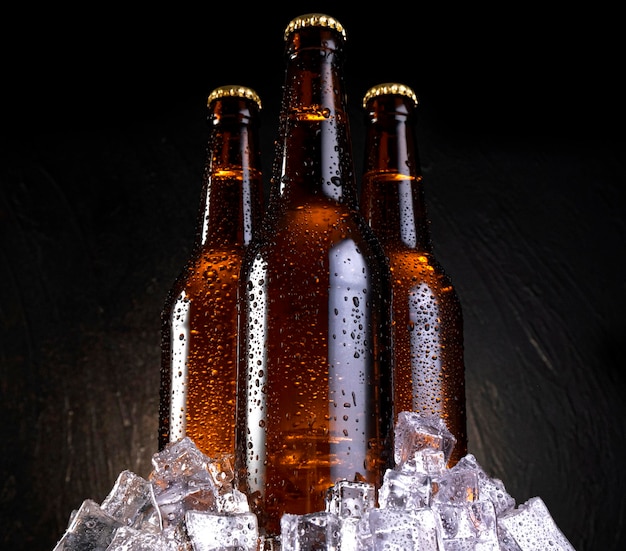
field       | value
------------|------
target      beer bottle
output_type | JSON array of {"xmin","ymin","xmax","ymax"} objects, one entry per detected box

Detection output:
[
  {"xmin": 235, "ymin": 14, "xmax": 394, "ymax": 539},
  {"xmin": 159, "ymin": 85, "xmax": 264, "ymax": 460},
  {"xmin": 360, "ymin": 83, "xmax": 468, "ymax": 466}
]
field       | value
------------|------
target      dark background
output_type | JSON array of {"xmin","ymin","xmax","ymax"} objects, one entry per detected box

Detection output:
[{"xmin": 1, "ymin": 4, "xmax": 624, "ymax": 550}]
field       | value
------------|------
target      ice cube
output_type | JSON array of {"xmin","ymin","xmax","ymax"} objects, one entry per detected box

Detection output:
[
  {"xmin": 335, "ymin": 514, "xmax": 373, "ymax": 551},
  {"xmin": 53, "ymin": 499, "xmax": 123, "ymax": 551},
  {"xmin": 207, "ymin": 454, "xmax": 235, "ymax": 495},
  {"xmin": 101, "ymin": 470, "xmax": 156, "ymax": 531},
  {"xmin": 433, "ymin": 500, "xmax": 499, "ymax": 549},
  {"xmin": 150, "ymin": 438, "xmax": 216, "ymax": 493},
  {"xmin": 368, "ymin": 507, "xmax": 441, "ymax": 550},
  {"xmin": 149, "ymin": 438, "xmax": 219, "ymax": 528},
  {"xmin": 498, "ymin": 496, "xmax": 576, "ymax": 551},
  {"xmin": 185, "ymin": 510, "xmax": 258, "ymax": 551},
  {"xmin": 394, "ymin": 411, "xmax": 456, "ymax": 469},
  {"xmin": 378, "ymin": 468, "xmax": 431, "ymax": 510},
  {"xmin": 406, "ymin": 449, "xmax": 448, "ymax": 476},
  {"xmin": 455, "ymin": 454, "xmax": 515, "ymax": 515},
  {"xmin": 325, "ymin": 480, "xmax": 376, "ymax": 519},
  {"xmin": 105, "ymin": 526, "xmax": 172, "ymax": 550},
  {"xmin": 431, "ymin": 464, "xmax": 478, "ymax": 505},
  {"xmin": 216, "ymin": 488, "xmax": 251, "ymax": 515},
  {"xmin": 281, "ymin": 511, "xmax": 341, "ymax": 551}
]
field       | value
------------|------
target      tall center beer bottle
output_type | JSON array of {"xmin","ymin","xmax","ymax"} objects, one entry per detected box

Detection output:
[
  {"xmin": 159, "ymin": 85, "xmax": 264, "ymax": 459},
  {"xmin": 235, "ymin": 14, "xmax": 394, "ymax": 539},
  {"xmin": 360, "ymin": 83, "xmax": 467, "ymax": 466}
]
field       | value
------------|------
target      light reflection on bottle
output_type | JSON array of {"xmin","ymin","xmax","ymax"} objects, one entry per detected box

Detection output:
[
  {"xmin": 242, "ymin": 254, "xmax": 269, "ymax": 496},
  {"xmin": 328, "ymin": 238, "xmax": 370, "ymax": 482},
  {"xmin": 398, "ymin": 179, "xmax": 417, "ymax": 247},
  {"xmin": 168, "ymin": 291, "xmax": 191, "ymax": 442}
]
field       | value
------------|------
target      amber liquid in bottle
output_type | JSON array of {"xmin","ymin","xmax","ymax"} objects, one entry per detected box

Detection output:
[
  {"xmin": 159, "ymin": 86, "xmax": 264, "ymax": 459},
  {"xmin": 360, "ymin": 83, "xmax": 468, "ymax": 466},
  {"xmin": 235, "ymin": 15, "xmax": 393, "ymax": 538}
]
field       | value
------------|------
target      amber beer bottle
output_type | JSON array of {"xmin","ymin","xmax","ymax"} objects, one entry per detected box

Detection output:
[
  {"xmin": 360, "ymin": 83, "xmax": 468, "ymax": 466},
  {"xmin": 158, "ymin": 85, "xmax": 264, "ymax": 459},
  {"xmin": 235, "ymin": 14, "xmax": 394, "ymax": 539}
]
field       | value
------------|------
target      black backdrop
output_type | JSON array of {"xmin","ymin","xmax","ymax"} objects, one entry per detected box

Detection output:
[{"xmin": 1, "ymin": 4, "xmax": 624, "ymax": 550}]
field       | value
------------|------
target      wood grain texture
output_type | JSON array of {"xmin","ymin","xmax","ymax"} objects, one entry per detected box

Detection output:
[{"xmin": 1, "ymin": 5, "xmax": 624, "ymax": 550}]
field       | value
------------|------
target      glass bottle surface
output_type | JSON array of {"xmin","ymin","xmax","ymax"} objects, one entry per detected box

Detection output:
[
  {"xmin": 360, "ymin": 83, "xmax": 468, "ymax": 466},
  {"xmin": 235, "ymin": 14, "xmax": 394, "ymax": 539},
  {"xmin": 159, "ymin": 85, "xmax": 264, "ymax": 460}
]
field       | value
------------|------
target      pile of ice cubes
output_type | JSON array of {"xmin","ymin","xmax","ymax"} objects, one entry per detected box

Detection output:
[{"xmin": 52, "ymin": 411, "xmax": 576, "ymax": 550}]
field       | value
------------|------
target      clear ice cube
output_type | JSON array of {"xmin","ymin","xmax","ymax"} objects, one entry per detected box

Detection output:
[
  {"xmin": 369, "ymin": 507, "xmax": 441, "ymax": 550},
  {"xmin": 455, "ymin": 454, "xmax": 515, "ymax": 515},
  {"xmin": 499, "ymin": 496, "xmax": 576, "ymax": 551},
  {"xmin": 378, "ymin": 468, "xmax": 431, "ymax": 510},
  {"xmin": 281, "ymin": 511, "xmax": 341, "ymax": 551},
  {"xmin": 433, "ymin": 500, "xmax": 499, "ymax": 549},
  {"xmin": 149, "ymin": 438, "xmax": 219, "ymax": 528},
  {"xmin": 394, "ymin": 411, "xmax": 457, "ymax": 469},
  {"xmin": 53, "ymin": 499, "xmax": 123, "ymax": 551},
  {"xmin": 185, "ymin": 510, "xmax": 259, "ymax": 551},
  {"xmin": 431, "ymin": 466, "xmax": 478, "ymax": 505},
  {"xmin": 101, "ymin": 470, "xmax": 156, "ymax": 531},
  {"xmin": 105, "ymin": 526, "xmax": 172, "ymax": 551},
  {"xmin": 325, "ymin": 480, "xmax": 376, "ymax": 519}
]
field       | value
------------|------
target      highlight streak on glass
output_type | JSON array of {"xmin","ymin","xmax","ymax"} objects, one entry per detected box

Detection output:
[
  {"xmin": 328, "ymin": 238, "xmax": 369, "ymax": 480},
  {"xmin": 169, "ymin": 291, "xmax": 190, "ymax": 442},
  {"xmin": 244, "ymin": 254, "xmax": 269, "ymax": 495}
]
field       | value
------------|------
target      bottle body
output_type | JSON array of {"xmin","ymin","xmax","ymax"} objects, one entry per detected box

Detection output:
[
  {"xmin": 360, "ymin": 83, "xmax": 467, "ymax": 466},
  {"xmin": 159, "ymin": 86, "xmax": 264, "ymax": 459},
  {"xmin": 235, "ymin": 15, "xmax": 393, "ymax": 538}
]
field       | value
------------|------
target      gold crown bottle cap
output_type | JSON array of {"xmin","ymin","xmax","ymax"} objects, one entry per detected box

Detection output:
[
  {"xmin": 284, "ymin": 13, "xmax": 347, "ymax": 42},
  {"xmin": 207, "ymin": 85, "xmax": 262, "ymax": 110},
  {"xmin": 362, "ymin": 83, "xmax": 419, "ymax": 110}
]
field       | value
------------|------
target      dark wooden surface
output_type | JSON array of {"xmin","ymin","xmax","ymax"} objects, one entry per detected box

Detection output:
[{"xmin": 1, "ymin": 5, "xmax": 624, "ymax": 550}]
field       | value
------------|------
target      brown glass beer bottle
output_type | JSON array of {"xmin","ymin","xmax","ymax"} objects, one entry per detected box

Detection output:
[
  {"xmin": 235, "ymin": 14, "xmax": 394, "ymax": 540},
  {"xmin": 159, "ymin": 85, "xmax": 264, "ymax": 459},
  {"xmin": 360, "ymin": 83, "xmax": 468, "ymax": 466}
]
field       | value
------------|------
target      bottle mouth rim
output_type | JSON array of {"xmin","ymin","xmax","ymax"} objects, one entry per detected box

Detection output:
[
  {"xmin": 362, "ymin": 83, "xmax": 419, "ymax": 110},
  {"xmin": 284, "ymin": 13, "xmax": 346, "ymax": 42},
  {"xmin": 207, "ymin": 85, "xmax": 262, "ymax": 111}
]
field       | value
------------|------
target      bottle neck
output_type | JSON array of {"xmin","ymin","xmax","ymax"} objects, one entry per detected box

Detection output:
[
  {"xmin": 270, "ymin": 27, "xmax": 358, "ymax": 208},
  {"xmin": 361, "ymin": 97, "xmax": 432, "ymax": 251},
  {"xmin": 196, "ymin": 98, "xmax": 263, "ymax": 248}
]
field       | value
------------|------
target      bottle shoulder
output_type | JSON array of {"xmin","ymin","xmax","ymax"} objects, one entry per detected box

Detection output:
[
  {"xmin": 386, "ymin": 248, "xmax": 458, "ymax": 287},
  {"xmin": 241, "ymin": 203, "xmax": 388, "ymax": 273},
  {"xmin": 387, "ymin": 248, "xmax": 447, "ymax": 269},
  {"xmin": 251, "ymin": 202, "xmax": 377, "ymax": 244},
  {"xmin": 164, "ymin": 247, "xmax": 246, "ymax": 297}
]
